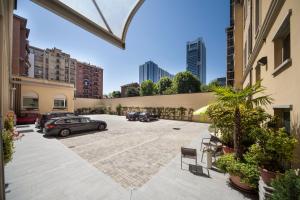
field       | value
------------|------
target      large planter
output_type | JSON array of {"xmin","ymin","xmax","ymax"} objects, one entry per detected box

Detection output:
[
  {"xmin": 222, "ymin": 146, "xmax": 234, "ymax": 154},
  {"xmin": 260, "ymin": 168, "xmax": 278, "ymax": 185},
  {"xmin": 229, "ymin": 175, "xmax": 256, "ymax": 192}
]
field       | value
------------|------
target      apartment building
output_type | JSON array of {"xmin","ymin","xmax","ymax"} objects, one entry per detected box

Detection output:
[
  {"xmin": 29, "ymin": 46, "xmax": 76, "ymax": 85},
  {"xmin": 233, "ymin": 0, "xmax": 300, "ymax": 142},
  {"xmin": 139, "ymin": 61, "xmax": 174, "ymax": 84},
  {"xmin": 12, "ymin": 15, "xmax": 30, "ymax": 76},
  {"xmin": 76, "ymin": 62, "xmax": 103, "ymax": 99}
]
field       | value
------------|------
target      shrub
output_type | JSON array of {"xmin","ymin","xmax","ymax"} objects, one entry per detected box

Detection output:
[
  {"xmin": 126, "ymin": 87, "xmax": 140, "ymax": 97},
  {"xmin": 116, "ymin": 104, "xmax": 122, "ymax": 115},
  {"xmin": 2, "ymin": 130, "xmax": 14, "ymax": 164},
  {"xmin": 112, "ymin": 91, "xmax": 121, "ymax": 98},
  {"xmin": 216, "ymin": 154, "xmax": 259, "ymax": 188},
  {"xmin": 245, "ymin": 128, "xmax": 297, "ymax": 172},
  {"xmin": 271, "ymin": 170, "xmax": 300, "ymax": 200}
]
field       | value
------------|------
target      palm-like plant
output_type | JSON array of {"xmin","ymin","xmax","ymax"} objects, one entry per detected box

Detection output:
[{"xmin": 212, "ymin": 81, "xmax": 272, "ymax": 159}]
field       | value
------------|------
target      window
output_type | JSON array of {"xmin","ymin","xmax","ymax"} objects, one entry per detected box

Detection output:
[
  {"xmin": 23, "ymin": 97, "xmax": 38, "ymax": 109},
  {"xmin": 273, "ymin": 11, "xmax": 291, "ymax": 70},
  {"xmin": 22, "ymin": 92, "xmax": 39, "ymax": 109},
  {"xmin": 248, "ymin": 26, "xmax": 252, "ymax": 55},
  {"xmin": 80, "ymin": 118, "xmax": 90, "ymax": 123},
  {"xmin": 255, "ymin": 65, "xmax": 261, "ymax": 82},
  {"xmin": 255, "ymin": 0, "xmax": 261, "ymax": 33},
  {"xmin": 53, "ymin": 94, "xmax": 67, "ymax": 109},
  {"xmin": 274, "ymin": 107, "xmax": 291, "ymax": 134}
]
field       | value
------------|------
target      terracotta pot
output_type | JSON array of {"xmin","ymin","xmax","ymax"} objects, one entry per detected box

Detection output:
[
  {"xmin": 222, "ymin": 146, "xmax": 234, "ymax": 154},
  {"xmin": 260, "ymin": 168, "xmax": 278, "ymax": 185},
  {"xmin": 229, "ymin": 175, "xmax": 256, "ymax": 192}
]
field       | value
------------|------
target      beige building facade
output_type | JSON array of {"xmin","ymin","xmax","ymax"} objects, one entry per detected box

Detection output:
[
  {"xmin": 234, "ymin": 0, "xmax": 300, "ymax": 160},
  {"xmin": 12, "ymin": 76, "xmax": 75, "ymax": 114}
]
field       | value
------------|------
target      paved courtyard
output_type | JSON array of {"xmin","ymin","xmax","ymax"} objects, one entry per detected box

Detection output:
[
  {"xmin": 5, "ymin": 115, "xmax": 256, "ymax": 200},
  {"xmin": 59, "ymin": 115, "xmax": 202, "ymax": 188}
]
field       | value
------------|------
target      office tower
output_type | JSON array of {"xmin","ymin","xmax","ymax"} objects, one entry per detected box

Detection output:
[{"xmin": 186, "ymin": 38, "xmax": 206, "ymax": 84}]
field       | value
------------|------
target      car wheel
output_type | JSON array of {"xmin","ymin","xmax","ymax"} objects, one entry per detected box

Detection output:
[
  {"xmin": 60, "ymin": 129, "xmax": 70, "ymax": 137},
  {"xmin": 99, "ymin": 124, "xmax": 106, "ymax": 131}
]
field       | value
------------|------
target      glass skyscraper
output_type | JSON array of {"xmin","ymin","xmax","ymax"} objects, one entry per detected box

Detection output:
[
  {"xmin": 139, "ymin": 61, "xmax": 174, "ymax": 84},
  {"xmin": 186, "ymin": 38, "xmax": 206, "ymax": 84}
]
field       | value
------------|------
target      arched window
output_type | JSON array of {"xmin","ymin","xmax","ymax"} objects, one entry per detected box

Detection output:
[
  {"xmin": 23, "ymin": 92, "xmax": 39, "ymax": 109},
  {"xmin": 53, "ymin": 94, "xmax": 67, "ymax": 109}
]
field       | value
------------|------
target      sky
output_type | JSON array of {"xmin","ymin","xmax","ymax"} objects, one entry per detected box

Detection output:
[{"xmin": 15, "ymin": 0, "xmax": 229, "ymax": 94}]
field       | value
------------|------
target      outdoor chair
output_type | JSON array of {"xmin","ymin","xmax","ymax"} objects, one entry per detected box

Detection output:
[
  {"xmin": 200, "ymin": 134, "xmax": 222, "ymax": 151},
  {"xmin": 181, "ymin": 147, "xmax": 197, "ymax": 169},
  {"xmin": 200, "ymin": 135, "xmax": 222, "ymax": 162}
]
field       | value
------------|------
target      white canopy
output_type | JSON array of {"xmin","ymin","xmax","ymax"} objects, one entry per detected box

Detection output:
[{"xmin": 31, "ymin": 0, "xmax": 144, "ymax": 49}]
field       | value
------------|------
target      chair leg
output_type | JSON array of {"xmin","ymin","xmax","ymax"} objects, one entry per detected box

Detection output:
[
  {"xmin": 181, "ymin": 156, "xmax": 182, "ymax": 169},
  {"xmin": 195, "ymin": 157, "xmax": 197, "ymax": 166},
  {"xmin": 201, "ymin": 149, "xmax": 206, "ymax": 162}
]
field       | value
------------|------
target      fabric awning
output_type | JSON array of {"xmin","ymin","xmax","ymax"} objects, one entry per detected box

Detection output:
[{"xmin": 31, "ymin": 0, "xmax": 144, "ymax": 49}]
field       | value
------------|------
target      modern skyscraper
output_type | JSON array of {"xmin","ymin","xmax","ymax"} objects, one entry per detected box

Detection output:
[
  {"xmin": 186, "ymin": 38, "xmax": 206, "ymax": 84},
  {"xmin": 226, "ymin": 0, "xmax": 235, "ymax": 87},
  {"xmin": 139, "ymin": 61, "xmax": 174, "ymax": 84}
]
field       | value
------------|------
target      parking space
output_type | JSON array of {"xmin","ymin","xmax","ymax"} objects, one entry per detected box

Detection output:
[{"xmin": 59, "ymin": 114, "xmax": 207, "ymax": 188}]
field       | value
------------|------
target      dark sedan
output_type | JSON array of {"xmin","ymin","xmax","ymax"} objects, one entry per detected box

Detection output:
[
  {"xmin": 35, "ymin": 112, "xmax": 75, "ymax": 130},
  {"xmin": 139, "ymin": 112, "xmax": 158, "ymax": 122},
  {"xmin": 126, "ymin": 112, "xmax": 140, "ymax": 121},
  {"xmin": 44, "ymin": 116, "xmax": 107, "ymax": 137}
]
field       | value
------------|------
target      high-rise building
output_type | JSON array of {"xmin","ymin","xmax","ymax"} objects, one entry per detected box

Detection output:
[
  {"xmin": 186, "ymin": 38, "xmax": 206, "ymax": 84},
  {"xmin": 226, "ymin": 0, "xmax": 234, "ymax": 87},
  {"xmin": 29, "ymin": 46, "xmax": 76, "ymax": 85},
  {"xmin": 76, "ymin": 62, "xmax": 103, "ymax": 99},
  {"xmin": 139, "ymin": 61, "xmax": 174, "ymax": 84},
  {"xmin": 12, "ymin": 15, "xmax": 30, "ymax": 76}
]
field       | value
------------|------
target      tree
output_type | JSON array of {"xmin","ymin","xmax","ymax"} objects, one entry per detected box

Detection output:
[
  {"xmin": 111, "ymin": 91, "xmax": 121, "ymax": 98},
  {"xmin": 140, "ymin": 80, "xmax": 156, "ymax": 96},
  {"xmin": 156, "ymin": 77, "xmax": 173, "ymax": 94},
  {"xmin": 212, "ymin": 81, "xmax": 272, "ymax": 159},
  {"xmin": 173, "ymin": 71, "xmax": 201, "ymax": 94},
  {"xmin": 126, "ymin": 87, "xmax": 140, "ymax": 97}
]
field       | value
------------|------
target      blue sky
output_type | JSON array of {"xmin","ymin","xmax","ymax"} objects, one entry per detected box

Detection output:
[{"xmin": 15, "ymin": 0, "xmax": 229, "ymax": 94}]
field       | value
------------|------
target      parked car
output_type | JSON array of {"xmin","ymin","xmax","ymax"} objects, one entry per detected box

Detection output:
[
  {"xmin": 17, "ymin": 113, "xmax": 39, "ymax": 125},
  {"xmin": 139, "ymin": 112, "xmax": 158, "ymax": 122},
  {"xmin": 44, "ymin": 116, "xmax": 107, "ymax": 137},
  {"xmin": 126, "ymin": 112, "xmax": 141, "ymax": 121},
  {"xmin": 35, "ymin": 112, "xmax": 75, "ymax": 129}
]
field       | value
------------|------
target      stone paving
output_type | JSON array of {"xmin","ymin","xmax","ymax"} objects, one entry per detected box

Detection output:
[{"xmin": 59, "ymin": 115, "xmax": 203, "ymax": 188}]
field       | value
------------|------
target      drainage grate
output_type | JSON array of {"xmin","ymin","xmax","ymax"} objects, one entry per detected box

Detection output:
[{"xmin": 173, "ymin": 128, "xmax": 181, "ymax": 130}]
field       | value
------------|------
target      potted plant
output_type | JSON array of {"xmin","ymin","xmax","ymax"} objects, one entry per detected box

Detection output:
[
  {"xmin": 271, "ymin": 169, "xmax": 300, "ymax": 200},
  {"xmin": 244, "ymin": 128, "xmax": 297, "ymax": 185},
  {"xmin": 217, "ymin": 154, "xmax": 259, "ymax": 191}
]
